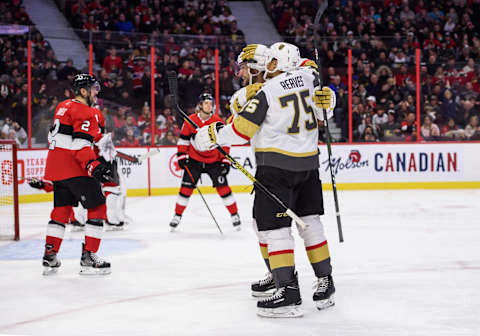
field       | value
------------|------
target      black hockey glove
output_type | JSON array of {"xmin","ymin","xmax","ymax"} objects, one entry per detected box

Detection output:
[
  {"xmin": 177, "ymin": 153, "xmax": 190, "ymax": 170},
  {"xmin": 86, "ymin": 157, "xmax": 113, "ymax": 183},
  {"xmin": 28, "ymin": 177, "xmax": 44, "ymax": 189},
  {"xmin": 219, "ymin": 160, "xmax": 230, "ymax": 175}
]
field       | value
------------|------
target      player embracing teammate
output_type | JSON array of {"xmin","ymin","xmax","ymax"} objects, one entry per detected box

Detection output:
[
  {"xmin": 194, "ymin": 43, "xmax": 337, "ymax": 317},
  {"xmin": 42, "ymin": 74, "xmax": 114, "ymax": 276}
]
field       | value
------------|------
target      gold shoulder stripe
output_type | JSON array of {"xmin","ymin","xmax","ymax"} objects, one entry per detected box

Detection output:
[
  {"xmin": 233, "ymin": 115, "xmax": 259, "ymax": 138},
  {"xmin": 255, "ymin": 147, "xmax": 318, "ymax": 158}
]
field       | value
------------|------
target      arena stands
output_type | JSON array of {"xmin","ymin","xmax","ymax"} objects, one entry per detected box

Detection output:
[{"xmin": 263, "ymin": 0, "xmax": 480, "ymax": 142}]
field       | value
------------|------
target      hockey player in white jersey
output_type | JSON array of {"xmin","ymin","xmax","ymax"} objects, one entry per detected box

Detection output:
[
  {"xmin": 229, "ymin": 44, "xmax": 277, "ymax": 297},
  {"xmin": 194, "ymin": 42, "xmax": 336, "ymax": 317}
]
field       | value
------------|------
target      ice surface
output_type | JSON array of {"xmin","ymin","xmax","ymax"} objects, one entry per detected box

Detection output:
[{"xmin": 1, "ymin": 189, "xmax": 479, "ymax": 336}]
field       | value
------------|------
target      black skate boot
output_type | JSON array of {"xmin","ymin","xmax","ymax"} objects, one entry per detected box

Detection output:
[
  {"xmin": 42, "ymin": 244, "xmax": 61, "ymax": 276},
  {"xmin": 169, "ymin": 215, "xmax": 181, "ymax": 232},
  {"xmin": 251, "ymin": 272, "xmax": 276, "ymax": 298},
  {"xmin": 70, "ymin": 220, "xmax": 85, "ymax": 232},
  {"xmin": 231, "ymin": 213, "xmax": 241, "ymax": 231},
  {"xmin": 80, "ymin": 243, "xmax": 111, "ymax": 275},
  {"xmin": 257, "ymin": 278, "xmax": 302, "ymax": 318},
  {"xmin": 105, "ymin": 221, "xmax": 125, "ymax": 231},
  {"xmin": 313, "ymin": 274, "xmax": 335, "ymax": 310}
]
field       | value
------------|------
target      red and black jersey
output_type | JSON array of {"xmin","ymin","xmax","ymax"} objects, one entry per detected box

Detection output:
[
  {"xmin": 44, "ymin": 99, "xmax": 101, "ymax": 181},
  {"xmin": 177, "ymin": 113, "xmax": 229, "ymax": 164}
]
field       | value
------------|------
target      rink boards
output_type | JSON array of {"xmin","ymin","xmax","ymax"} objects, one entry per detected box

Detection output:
[{"xmin": 3, "ymin": 142, "xmax": 480, "ymax": 203}]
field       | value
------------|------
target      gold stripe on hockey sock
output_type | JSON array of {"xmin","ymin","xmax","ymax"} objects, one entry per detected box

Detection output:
[
  {"xmin": 269, "ymin": 249, "xmax": 295, "ymax": 270},
  {"xmin": 306, "ymin": 241, "xmax": 330, "ymax": 264},
  {"xmin": 259, "ymin": 243, "xmax": 269, "ymax": 260}
]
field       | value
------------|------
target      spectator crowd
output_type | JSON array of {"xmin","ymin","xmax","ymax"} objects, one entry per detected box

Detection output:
[
  {"xmin": 2, "ymin": 0, "xmax": 480, "ymax": 147},
  {"xmin": 265, "ymin": 0, "xmax": 480, "ymax": 142}
]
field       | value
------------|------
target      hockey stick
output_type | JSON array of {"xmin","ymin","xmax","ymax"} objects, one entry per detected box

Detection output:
[
  {"xmin": 313, "ymin": 0, "xmax": 344, "ymax": 243},
  {"xmin": 115, "ymin": 148, "xmax": 162, "ymax": 164},
  {"xmin": 115, "ymin": 151, "xmax": 139, "ymax": 163},
  {"xmin": 184, "ymin": 166, "xmax": 223, "ymax": 235},
  {"xmin": 167, "ymin": 71, "xmax": 308, "ymax": 229}
]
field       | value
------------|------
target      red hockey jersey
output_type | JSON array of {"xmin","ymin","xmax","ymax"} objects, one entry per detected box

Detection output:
[
  {"xmin": 177, "ymin": 113, "xmax": 229, "ymax": 164},
  {"xmin": 44, "ymin": 99, "xmax": 101, "ymax": 181}
]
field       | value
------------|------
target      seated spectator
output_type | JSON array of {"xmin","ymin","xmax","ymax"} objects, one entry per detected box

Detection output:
[
  {"xmin": 464, "ymin": 115, "xmax": 480, "ymax": 140},
  {"xmin": 113, "ymin": 107, "xmax": 127, "ymax": 129},
  {"xmin": 362, "ymin": 126, "xmax": 377, "ymax": 142},
  {"xmin": 400, "ymin": 112, "xmax": 417, "ymax": 141},
  {"xmin": 119, "ymin": 128, "xmax": 140, "ymax": 147},
  {"xmin": 103, "ymin": 47, "xmax": 123, "ymax": 74},
  {"xmin": 382, "ymin": 110, "xmax": 402, "ymax": 141},
  {"xmin": 441, "ymin": 117, "xmax": 465, "ymax": 140},
  {"xmin": 158, "ymin": 130, "xmax": 177, "ymax": 146},
  {"xmin": 121, "ymin": 114, "xmax": 140, "ymax": 138},
  {"xmin": 421, "ymin": 114, "xmax": 441, "ymax": 139},
  {"xmin": 117, "ymin": 13, "xmax": 133, "ymax": 33},
  {"xmin": 57, "ymin": 59, "xmax": 78, "ymax": 81},
  {"xmin": 7, "ymin": 121, "xmax": 27, "ymax": 148},
  {"xmin": 372, "ymin": 106, "xmax": 388, "ymax": 130}
]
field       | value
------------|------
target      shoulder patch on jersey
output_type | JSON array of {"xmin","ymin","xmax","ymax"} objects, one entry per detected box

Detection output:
[{"xmin": 56, "ymin": 107, "xmax": 67, "ymax": 116}]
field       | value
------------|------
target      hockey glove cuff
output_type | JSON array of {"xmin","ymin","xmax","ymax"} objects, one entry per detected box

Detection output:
[
  {"xmin": 28, "ymin": 177, "xmax": 45, "ymax": 190},
  {"xmin": 177, "ymin": 153, "xmax": 190, "ymax": 170},
  {"xmin": 86, "ymin": 157, "xmax": 113, "ymax": 183}
]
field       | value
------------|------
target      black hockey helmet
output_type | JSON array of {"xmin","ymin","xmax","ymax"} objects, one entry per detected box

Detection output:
[
  {"xmin": 198, "ymin": 93, "xmax": 214, "ymax": 103},
  {"xmin": 197, "ymin": 93, "xmax": 215, "ymax": 114},
  {"xmin": 72, "ymin": 73, "xmax": 100, "ymax": 96}
]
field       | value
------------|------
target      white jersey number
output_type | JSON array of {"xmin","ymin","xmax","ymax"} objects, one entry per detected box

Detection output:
[{"xmin": 81, "ymin": 120, "xmax": 90, "ymax": 132}]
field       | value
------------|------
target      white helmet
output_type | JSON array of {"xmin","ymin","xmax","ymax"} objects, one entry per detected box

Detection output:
[
  {"xmin": 237, "ymin": 44, "xmax": 270, "ymax": 85},
  {"xmin": 266, "ymin": 42, "xmax": 300, "ymax": 74}
]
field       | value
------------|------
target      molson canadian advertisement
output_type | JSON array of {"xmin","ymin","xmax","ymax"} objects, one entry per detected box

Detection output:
[{"xmin": 2, "ymin": 143, "xmax": 478, "ymax": 203}]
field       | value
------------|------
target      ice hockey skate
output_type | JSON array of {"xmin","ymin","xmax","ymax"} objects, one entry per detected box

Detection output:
[
  {"xmin": 257, "ymin": 281, "xmax": 303, "ymax": 318},
  {"xmin": 70, "ymin": 220, "xmax": 85, "ymax": 232},
  {"xmin": 231, "ymin": 213, "xmax": 241, "ymax": 231},
  {"xmin": 79, "ymin": 243, "xmax": 111, "ymax": 275},
  {"xmin": 169, "ymin": 214, "xmax": 181, "ymax": 232},
  {"xmin": 42, "ymin": 244, "xmax": 61, "ymax": 276},
  {"xmin": 105, "ymin": 221, "xmax": 125, "ymax": 231},
  {"xmin": 251, "ymin": 272, "xmax": 276, "ymax": 298},
  {"xmin": 313, "ymin": 275, "xmax": 335, "ymax": 310}
]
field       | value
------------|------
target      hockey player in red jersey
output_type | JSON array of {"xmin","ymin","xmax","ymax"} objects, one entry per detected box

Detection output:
[
  {"xmin": 42, "ymin": 74, "xmax": 113, "ymax": 275},
  {"xmin": 169, "ymin": 93, "xmax": 241, "ymax": 231}
]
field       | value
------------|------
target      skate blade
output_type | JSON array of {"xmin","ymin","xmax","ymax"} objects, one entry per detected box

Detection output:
[
  {"xmin": 233, "ymin": 225, "xmax": 241, "ymax": 232},
  {"xmin": 105, "ymin": 225, "xmax": 124, "ymax": 231},
  {"xmin": 71, "ymin": 226, "xmax": 85, "ymax": 232},
  {"xmin": 79, "ymin": 266, "xmax": 111, "ymax": 275},
  {"xmin": 252, "ymin": 288, "xmax": 276, "ymax": 298},
  {"xmin": 315, "ymin": 295, "xmax": 335, "ymax": 310},
  {"xmin": 170, "ymin": 226, "xmax": 178, "ymax": 232},
  {"xmin": 257, "ymin": 305, "xmax": 303, "ymax": 318},
  {"xmin": 42, "ymin": 266, "xmax": 59, "ymax": 276}
]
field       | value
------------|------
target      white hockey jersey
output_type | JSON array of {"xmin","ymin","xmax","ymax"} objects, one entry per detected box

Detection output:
[{"xmin": 221, "ymin": 67, "xmax": 330, "ymax": 171}]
